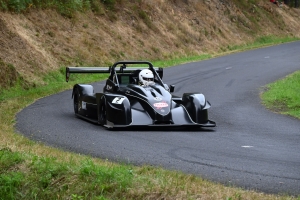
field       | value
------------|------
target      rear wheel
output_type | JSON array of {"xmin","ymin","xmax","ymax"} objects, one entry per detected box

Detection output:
[
  {"xmin": 73, "ymin": 89, "xmax": 80, "ymax": 114},
  {"xmin": 98, "ymin": 98, "xmax": 107, "ymax": 125}
]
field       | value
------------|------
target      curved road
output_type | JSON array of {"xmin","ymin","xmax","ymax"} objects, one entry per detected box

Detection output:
[{"xmin": 16, "ymin": 42, "xmax": 300, "ymax": 195}]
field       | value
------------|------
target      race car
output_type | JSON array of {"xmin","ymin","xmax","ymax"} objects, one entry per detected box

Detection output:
[{"xmin": 66, "ymin": 61, "xmax": 216, "ymax": 129}]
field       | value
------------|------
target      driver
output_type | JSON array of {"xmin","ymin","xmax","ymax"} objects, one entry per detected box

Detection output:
[{"xmin": 139, "ymin": 69, "xmax": 155, "ymax": 86}]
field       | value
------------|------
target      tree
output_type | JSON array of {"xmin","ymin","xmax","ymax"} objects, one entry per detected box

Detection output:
[{"xmin": 284, "ymin": 0, "xmax": 299, "ymax": 7}]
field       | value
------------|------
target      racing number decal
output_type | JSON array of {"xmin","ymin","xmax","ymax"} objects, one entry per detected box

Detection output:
[{"xmin": 112, "ymin": 97, "xmax": 125, "ymax": 104}]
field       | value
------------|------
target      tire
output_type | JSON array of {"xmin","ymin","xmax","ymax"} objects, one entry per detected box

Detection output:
[
  {"xmin": 73, "ymin": 89, "xmax": 80, "ymax": 114},
  {"xmin": 98, "ymin": 98, "xmax": 107, "ymax": 125}
]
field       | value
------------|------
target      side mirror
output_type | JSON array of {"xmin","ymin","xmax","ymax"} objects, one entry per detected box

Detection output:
[{"xmin": 170, "ymin": 85, "xmax": 175, "ymax": 93}]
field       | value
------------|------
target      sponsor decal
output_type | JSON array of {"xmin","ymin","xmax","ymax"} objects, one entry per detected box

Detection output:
[
  {"xmin": 153, "ymin": 97, "xmax": 162, "ymax": 101},
  {"xmin": 112, "ymin": 97, "xmax": 125, "ymax": 104},
  {"xmin": 153, "ymin": 101, "xmax": 168, "ymax": 109},
  {"xmin": 106, "ymin": 85, "xmax": 112, "ymax": 90},
  {"xmin": 82, "ymin": 101, "xmax": 87, "ymax": 110}
]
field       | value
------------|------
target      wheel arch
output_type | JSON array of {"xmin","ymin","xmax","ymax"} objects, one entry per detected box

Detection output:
[
  {"xmin": 182, "ymin": 93, "xmax": 211, "ymax": 124},
  {"xmin": 97, "ymin": 93, "xmax": 132, "ymax": 126}
]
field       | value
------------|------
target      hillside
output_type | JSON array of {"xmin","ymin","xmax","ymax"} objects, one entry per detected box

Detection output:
[{"xmin": 0, "ymin": 0, "xmax": 300, "ymax": 91}]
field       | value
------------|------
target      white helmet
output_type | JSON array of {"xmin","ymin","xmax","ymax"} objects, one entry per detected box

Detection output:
[{"xmin": 139, "ymin": 69, "xmax": 154, "ymax": 86}]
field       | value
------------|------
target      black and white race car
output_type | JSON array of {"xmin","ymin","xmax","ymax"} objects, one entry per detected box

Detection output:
[{"xmin": 66, "ymin": 61, "xmax": 216, "ymax": 129}]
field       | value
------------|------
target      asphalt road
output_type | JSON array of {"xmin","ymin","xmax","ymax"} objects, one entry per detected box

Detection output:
[{"xmin": 16, "ymin": 42, "xmax": 300, "ymax": 195}]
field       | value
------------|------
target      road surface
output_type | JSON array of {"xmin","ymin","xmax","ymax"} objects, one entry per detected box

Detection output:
[{"xmin": 16, "ymin": 42, "xmax": 300, "ymax": 195}]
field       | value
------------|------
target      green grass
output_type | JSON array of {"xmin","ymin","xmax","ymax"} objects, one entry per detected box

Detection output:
[
  {"xmin": 0, "ymin": 66, "xmax": 107, "ymax": 102},
  {"xmin": 223, "ymin": 36, "xmax": 299, "ymax": 53},
  {"xmin": 152, "ymin": 54, "xmax": 213, "ymax": 68},
  {"xmin": 0, "ymin": 148, "xmax": 134, "ymax": 199},
  {"xmin": 261, "ymin": 71, "xmax": 300, "ymax": 119},
  {"xmin": 1, "ymin": 148, "xmax": 297, "ymax": 200},
  {"xmin": 0, "ymin": 36, "xmax": 300, "ymax": 199}
]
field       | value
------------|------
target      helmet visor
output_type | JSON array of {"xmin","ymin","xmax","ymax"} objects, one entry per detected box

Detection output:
[{"xmin": 143, "ymin": 77, "xmax": 154, "ymax": 81}]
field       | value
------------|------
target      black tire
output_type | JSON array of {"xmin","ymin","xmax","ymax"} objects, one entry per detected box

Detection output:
[
  {"xmin": 73, "ymin": 89, "xmax": 80, "ymax": 114},
  {"xmin": 98, "ymin": 98, "xmax": 107, "ymax": 125},
  {"xmin": 197, "ymin": 109, "xmax": 209, "ymax": 124}
]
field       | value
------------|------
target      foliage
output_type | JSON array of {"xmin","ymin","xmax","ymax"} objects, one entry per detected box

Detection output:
[
  {"xmin": 0, "ymin": 0, "xmax": 151, "ymax": 15},
  {"xmin": 0, "ymin": 148, "xmax": 25, "ymax": 173},
  {"xmin": 101, "ymin": 0, "xmax": 116, "ymax": 10},
  {"xmin": 261, "ymin": 70, "xmax": 300, "ymax": 119},
  {"xmin": 0, "ymin": 0, "xmax": 111, "ymax": 17},
  {"xmin": 0, "ymin": 148, "xmax": 25, "ymax": 199}
]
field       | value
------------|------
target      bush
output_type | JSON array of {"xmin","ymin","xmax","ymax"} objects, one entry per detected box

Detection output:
[
  {"xmin": 0, "ymin": 0, "xmax": 32, "ymax": 12},
  {"xmin": 0, "ymin": 0, "xmax": 103, "ymax": 15}
]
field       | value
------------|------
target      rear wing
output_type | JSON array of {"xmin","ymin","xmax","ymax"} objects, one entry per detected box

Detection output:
[
  {"xmin": 66, "ymin": 61, "xmax": 163, "ymax": 82},
  {"xmin": 66, "ymin": 67, "xmax": 107, "ymax": 82}
]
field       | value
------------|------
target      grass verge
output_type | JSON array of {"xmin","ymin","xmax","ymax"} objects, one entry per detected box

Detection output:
[
  {"xmin": 220, "ymin": 35, "xmax": 299, "ymax": 54},
  {"xmin": 0, "ymin": 36, "xmax": 300, "ymax": 199},
  {"xmin": 261, "ymin": 71, "xmax": 300, "ymax": 119}
]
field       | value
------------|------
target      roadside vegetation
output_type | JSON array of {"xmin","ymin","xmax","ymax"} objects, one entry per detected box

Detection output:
[
  {"xmin": 1, "ymin": 36, "xmax": 300, "ymax": 199},
  {"xmin": 1, "ymin": 0, "xmax": 300, "ymax": 199},
  {"xmin": 261, "ymin": 70, "xmax": 300, "ymax": 119}
]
